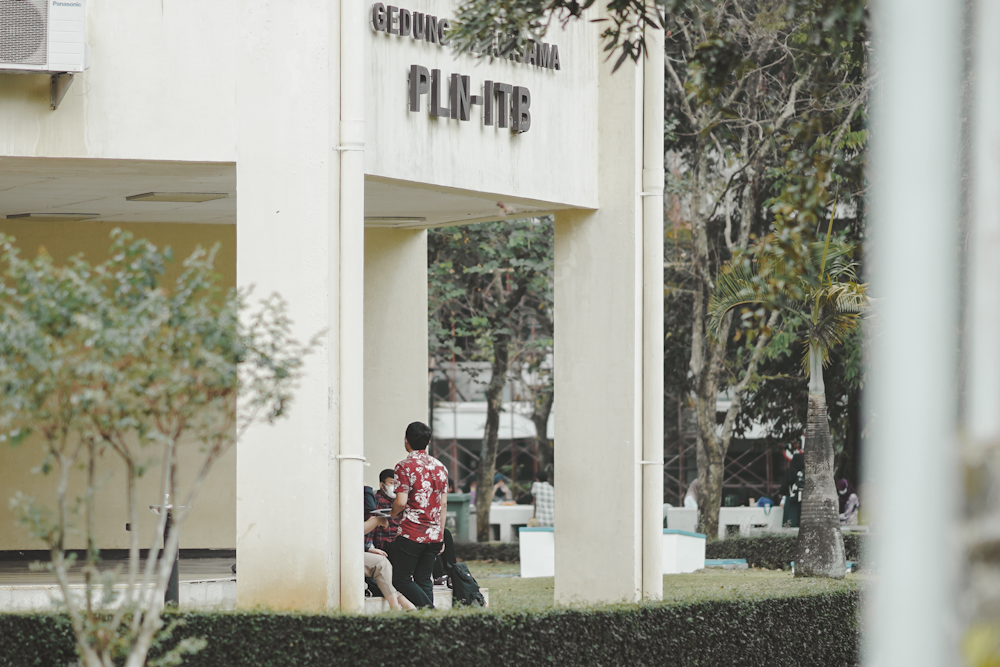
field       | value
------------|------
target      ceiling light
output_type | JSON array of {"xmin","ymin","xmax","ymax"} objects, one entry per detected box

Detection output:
[
  {"xmin": 126, "ymin": 192, "xmax": 229, "ymax": 203},
  {"xmin": 6, "ymin": 213, "xmax": 99, "ymax": 222}
]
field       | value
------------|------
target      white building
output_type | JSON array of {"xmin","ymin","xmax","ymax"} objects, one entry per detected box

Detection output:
[{"xmin": 0, "ymin": 0, "xmax": 665, "ymax": 611}]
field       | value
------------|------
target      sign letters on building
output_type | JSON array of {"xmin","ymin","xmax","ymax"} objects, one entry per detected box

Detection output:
[{"xmin": 371, "ymin": 2, "xmax": 562, "ymax": 133}]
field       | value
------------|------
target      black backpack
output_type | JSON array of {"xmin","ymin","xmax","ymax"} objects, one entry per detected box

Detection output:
[{"xmin": 448, "ymin": 562, "xmax": 486, "ymax": 607}]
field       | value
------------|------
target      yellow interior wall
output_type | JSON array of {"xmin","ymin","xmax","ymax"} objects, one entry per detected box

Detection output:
[{"xmin": 0, "ymin": 221, "xmax": 237, "ymax": 551}]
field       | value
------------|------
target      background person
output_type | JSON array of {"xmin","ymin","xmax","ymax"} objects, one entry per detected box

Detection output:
[
  {"xmin": 837, "ymin": 478, "xmax": 860, "ymax": 525},
  {"xmin": 530, "ymin": 471, "xmax": 555, "ymax": 527},
  {"xmin": 684, "ymin": 478, "xmax": 699, "ymax": 509},
  {"xmin": 492, "ymin": 473, "xmax": 513, "ymax": 503},
  {"xmin": 363, "ymin": 498, "xmax": 414, "ymax": 611},
  {"xmin": 371, "ymin": 469, "xmax": 400, "ymax": 551},
  {"xmin": 778, "ymin": 452, "xmax": 805, "ymax": 527},
  {"xmin": 390, "ymin": 421, "xmax": 449, "ymax": 608}
]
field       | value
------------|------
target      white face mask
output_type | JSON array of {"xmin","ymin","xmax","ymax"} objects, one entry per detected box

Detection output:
[{"xmin": 382, "ymin": 484, "xmax": 396, "ymax": 499}]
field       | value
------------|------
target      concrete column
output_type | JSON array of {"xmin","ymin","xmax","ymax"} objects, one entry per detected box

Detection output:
[
  {"xmin": 363, "ymin": 228, "xmax": 429, "ymax": 485},
  {"xmin": 235, "ymin": 0, "xmax": 342, "ymax": 610},
  {"xmin": 553, "ymin": 41, "xmax": 645, "ymax": 604}
]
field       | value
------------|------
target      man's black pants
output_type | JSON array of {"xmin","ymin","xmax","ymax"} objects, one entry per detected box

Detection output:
[{"xmin": 389, "ymin": 537, "xmax": 439, "ymax": 608}]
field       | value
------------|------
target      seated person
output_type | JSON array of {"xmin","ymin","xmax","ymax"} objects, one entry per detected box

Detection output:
[
  {"xmin": 492, "ymin": 475, "xmax": 513, "ymax": 503},
  {"xmin": 837, "ymin": 478, "xmax": 860, "ymax": 525},
  {"xmin": 364, "ymin": 492, "xmax": 414, "ymax": 611},
  {"xmin": 371, "ymin": 469, "xmax": 400, "ymax": 551},
  {"xmin": 432, "ymin": 528, "xmax": 457, "ymax": 585}
]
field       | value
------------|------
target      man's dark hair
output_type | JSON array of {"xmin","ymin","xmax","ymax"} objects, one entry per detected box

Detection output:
[
  {"xmin": 536, "ymin": 471, "xmax": 548, "ymax": 483},
  {"xmin": 379, "ymin": 468, "xmax": 395, "ymax": 484},
  {"xmin": 405, "ymin": 421, "xmax": 433, "ymax": 450}
]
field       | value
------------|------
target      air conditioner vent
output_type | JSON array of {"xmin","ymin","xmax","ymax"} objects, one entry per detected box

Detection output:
[{"xmin": 0, "ymin": 0, "xmax": 48, "ymax": 66}]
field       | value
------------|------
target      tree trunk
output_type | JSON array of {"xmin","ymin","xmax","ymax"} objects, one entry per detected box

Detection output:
[
  {"xmin": 475, "ymin": 337, "xmax": 509, "ymax": 542},
  {"xmin": 696, "ymin": 438, "xmax": 726, "ymax": 538},
  {"xmin": 795, "ymin": 344, "xmax": 846, "ymax": 578}
]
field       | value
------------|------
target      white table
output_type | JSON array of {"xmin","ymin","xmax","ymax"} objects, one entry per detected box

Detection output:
[
  {"xmin": 717, "ymin": 506, "xmax": 783, "ymax": 539},
  {"xmin": 665, "ymin": 507, "xmax": 698, "ymax": 533},
  {"xmin": 489, "ymin": 504, "xmax": 535, "ymax": 542}
]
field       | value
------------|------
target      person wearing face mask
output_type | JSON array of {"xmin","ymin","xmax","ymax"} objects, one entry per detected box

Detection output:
[{"xmin": 371, "ymin": 469, "xmax": 401, "ymax": 552}]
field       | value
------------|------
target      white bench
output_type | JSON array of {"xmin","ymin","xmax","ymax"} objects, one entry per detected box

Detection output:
[
  {"xmin": 717, "ymin": 506, "xmax": 783, "ymax": 539},
  {"xmin": 665, "ymin": 507, "xmax": 698, "ymax": 533},
  {"xmin": 468, "ymin": 504, "xmax": 537, "ymax": 542},
  {"xmin": 662, "ymin": 529, "xmax": 706, "ymax": 574}
]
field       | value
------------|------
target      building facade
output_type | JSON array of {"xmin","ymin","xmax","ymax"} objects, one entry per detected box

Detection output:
[{"xmin": 0, "ymin": 0, "xmax": 665, "ymax": 611}]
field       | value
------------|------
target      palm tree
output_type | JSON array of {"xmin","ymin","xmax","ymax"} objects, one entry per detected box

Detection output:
[{"xmin": 709, "ymin": 213, "xmax": 868, "ymax": 578}]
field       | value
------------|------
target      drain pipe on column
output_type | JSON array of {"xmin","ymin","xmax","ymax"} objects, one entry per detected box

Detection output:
[
  {"xmin": 640, "ymin": 23, "xmax": 665, "ymax": 602},
  {"xmin": 339, "ymin": 0, "xmax": 367, "ymax": 614}
]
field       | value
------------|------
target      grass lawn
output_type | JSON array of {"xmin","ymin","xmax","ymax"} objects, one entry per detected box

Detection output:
[{"xmin": 464, "ymin": 560, "xmax": 865, "ymax": 612}]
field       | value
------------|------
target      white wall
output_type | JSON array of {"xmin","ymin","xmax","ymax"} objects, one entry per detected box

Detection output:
[
  {"xmin": 0, "ymin": 0, "xmax": 237, "ymax": 162},
  {"xmin": 365, "ymin": 0, "xmax": 598, "ymax": 209},
  {"xmin": 363, "ymin": 228, "xmax": 429, "ymax": 486},
  {"xmin": 234, "ymin": 0, "xmax": 341, "ymax": 611},
  {"xmin": 1, "ymin": 0, "xmax": 597, "ymax": 216},
  {"xmin": 553, "ymin": 28, "xmax": 644, "ymax": 603}
]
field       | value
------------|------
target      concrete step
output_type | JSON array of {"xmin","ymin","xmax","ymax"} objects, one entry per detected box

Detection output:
[
  {"xmin": 0, "ymin": 577, "xmax": 236, "ymax": 613},
  {"xmin": 363, "ymin": 585, "xmax": 490, "ymax": 613}
]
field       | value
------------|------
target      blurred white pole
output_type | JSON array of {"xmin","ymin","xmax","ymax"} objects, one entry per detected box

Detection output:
[
  {"xmin": 866, "ymin": 0, "xmax": 963, "ymax": 665},
  {"xmin": 641, "ymin": 23, "xmax": 665, "ymax": 601},
  {"xmin": 338, "ymin": 0, "xmax": 366, "ymax": 613},
  {"xmin": 968, "ymin": 1, "xmax": 1000, "ymax": 442},
  {"xmin": 964, "ymin": 0, "xmax": 1000, "ymax": 629}
]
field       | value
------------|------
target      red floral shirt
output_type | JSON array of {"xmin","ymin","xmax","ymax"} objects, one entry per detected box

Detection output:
[{"xmin": 394, "ymin": 450, "xmax": 449, "ymax": 543}]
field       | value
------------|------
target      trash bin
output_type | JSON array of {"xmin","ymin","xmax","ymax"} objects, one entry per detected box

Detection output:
[{"xmin": 447, "ymin": 493, "xmax": 471, "ymax": 542}]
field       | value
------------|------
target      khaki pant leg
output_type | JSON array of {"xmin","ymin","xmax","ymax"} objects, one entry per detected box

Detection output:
[{"xmin": 364, "ymin": 552, "xmax": 398, "ymax": 599}]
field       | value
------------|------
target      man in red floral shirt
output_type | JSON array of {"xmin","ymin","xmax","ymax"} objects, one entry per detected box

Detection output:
[{"xmin": 389, "ymin": 421, "xmax": 449, "ymax": 608}]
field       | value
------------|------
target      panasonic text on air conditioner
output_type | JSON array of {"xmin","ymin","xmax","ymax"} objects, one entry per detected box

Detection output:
[{"xmin": 0, "ymin": 0, "xmax": 88, "ymax": 73}]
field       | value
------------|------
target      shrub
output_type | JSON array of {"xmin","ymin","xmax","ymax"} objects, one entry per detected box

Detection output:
[
  {"xmin": 0, "ymin": 590, "xmax": 860, "ymax": 667},
  {"xmin": 454, "ymin": 541, "xmax": 520, "ymax": 562},
  {"xmin": 706, "ymin": 533, "xmax": 868, "ymax": 570}
]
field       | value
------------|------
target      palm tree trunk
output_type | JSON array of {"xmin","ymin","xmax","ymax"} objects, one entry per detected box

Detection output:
[{"xmin": 796, "ymin": 343, "xmax": 846, "ymax": 578}]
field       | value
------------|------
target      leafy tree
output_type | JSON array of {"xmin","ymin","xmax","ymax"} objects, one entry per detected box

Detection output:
[
  {"xmin": 449, "ymin": 0, "xmax": 666, "ymax": 71},
  {"xmin": 448, "ymin": 0, "xmax": 869, "ymax": 542},
  {"xmin": 733, "ymin": 319, "xmax": 866, "ymax": 483},
  {"xmin": 428, "ymin": 219, "xmax": 553, "ymax": 541},
  {"xmin": 0, "ymin": 230, "xmax": 316, "ymax": 667},
  {"xmin": 662, "ymin": 0, "xmax": 868, "ymax": 538},
  {"xmin": 710, "ymin": 215, "xmax": 868, "ymax": 578}
]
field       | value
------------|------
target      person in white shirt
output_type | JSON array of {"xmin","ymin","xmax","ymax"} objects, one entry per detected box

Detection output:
[{"xmin": 530, "ymin": 471, "xmax": 555, "ymax": 527}]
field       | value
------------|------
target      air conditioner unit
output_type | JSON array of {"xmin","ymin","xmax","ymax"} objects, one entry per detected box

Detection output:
[{"xmin": 0, "ymin": 0, "xmax": 89, "ymax": 74}]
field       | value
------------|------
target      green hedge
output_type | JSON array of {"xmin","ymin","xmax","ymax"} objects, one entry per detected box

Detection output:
[
  {"xmin": 454, "ymin": 541, "xmax": 520, "ymax": 562},
  {"xmin": 705, "ymin": 533, "xmax": 868, "ymax": 570},
  {"xmin": 0, "ymin": 591, "xmax": 859, "ymax": 667},
  {"xmin": 0, "ymin": 613, "xmax": 77, "ymax": 667}
]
